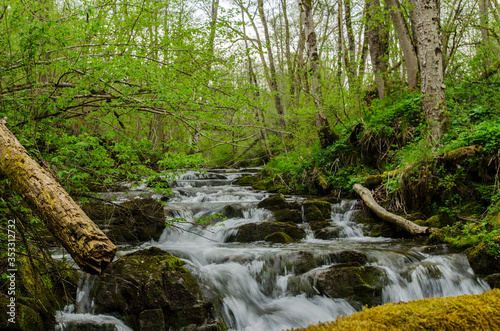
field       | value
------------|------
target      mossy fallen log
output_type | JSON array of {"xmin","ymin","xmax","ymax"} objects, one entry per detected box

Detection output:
[
  {"xmin": 353, "ymin": 183, "xmax": 436, "ymax": 236},
  {"xmin": 0, "ymin": 122, "xmax": 116, "ymax": 275},
  {"xmin": 290, "ymin": 288, "xmax": 500, "ymax": 331}
]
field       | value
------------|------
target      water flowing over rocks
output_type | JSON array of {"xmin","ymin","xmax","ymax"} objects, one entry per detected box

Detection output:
[
  {"xmin": 54, "ymin": 169, "xmax": 492, "ymax": 331},
  {"xmin": 93, "ymin": 247, "xmax": 220, "ymax": 331}
]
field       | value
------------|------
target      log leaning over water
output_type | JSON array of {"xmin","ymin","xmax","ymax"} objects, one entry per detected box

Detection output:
[
  {"xmin": 353, "ymin": 183, "xmax": 436, "ymax": 236},
  {"xmin": 0, "ymin": 122, "xmax": 116, "ymax": 275}
]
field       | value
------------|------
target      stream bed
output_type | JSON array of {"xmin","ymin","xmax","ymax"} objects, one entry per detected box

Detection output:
[{"xmin": 55, "ymin": 169, "xmax": 490, "ymax": 331}]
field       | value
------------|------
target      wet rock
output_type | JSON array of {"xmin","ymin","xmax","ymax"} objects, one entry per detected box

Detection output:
[
  {"xmin": 303, "ymin": 201, "xmax": 331, "ymax": 222},
  {"xmin": 485, "ymin": 273, "xmax": 500, "ymax": 289},
  {"xmin": 257, "ymin": 195, "xmax": 287, "ymax": 211},
  {"xmin": 265, "ymin": 232, "xmax": 293, "ymax": 244},
  {"xmin": 293, "ymin": 252, "xmax": 317, "ymax": 274},
  {"xmin": 94, "ymin": 247, "xmax": 219, "ymax": 331},
  {"xmin": 139, "ymin": 309, "xmax": 166, "ymax": 331},
  {"xmin": 227, "ymin": 221, "xmax": 306, "ymax": 243},
  {"xmin": 314, "ymin": 227, "xmax": 341, "ymax": 240},
  {"xmin": 233, "ymin": 175, "xmax": 259, "ymax": 186},
  {"xmin": 309, "ymin": 221, "xmax": 330, "ymax": 232},
  {"xmin": 83, "ymin": 198, "xmax": 166, "ymax": 244},
  {"xmin": 466, "ymin": 241, "xmax": 500, "ymax": 276},
  {"xmin": 221, "ymin": 204, "xmax": 245, "ymax": 219},
  {"xmin": 252, "ymin": 179, "xmax": 276, "ymax": 191},
  {"xmin": 328, "ymin": 250, "xmax": 368, "ymax": 265},
  {"xmin": 274, "ymin": 209, "xmax": 302, "ymax": 223},
  {"xmin": 315, "ymin": 265, "xmax": 385, "ymax": 307}
]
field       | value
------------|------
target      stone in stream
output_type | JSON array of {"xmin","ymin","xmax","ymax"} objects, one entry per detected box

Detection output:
[
  {"xmin": 264, "ymin": 232, "xmax": 293, "ymax": 243},
  {"xmin": 274, "ymin": 209, "xmax": 303, "ymax": 223},
  {"xmin": 94, "ymin": 247, "xmax": 222, "ymax": 331},
  {"xmin": 227, "ymin": 221, "xmax": 306, "ymax": 243},
  {"xmin": 303, "ymin": 200, "xmax": 331, "ymax": 222},
  {"xmin": 257, "ymin": 194, "xmax": 287, "ymax": 211},
  {"xmin": 314, "ymin": 226, "xmax": 342, "ymax": 240},
  {"xmin": 288, "ymin": 264, "xmax": 385, "ymax": 309},
  {"xmin": 82, "ymin": 197, "xmax": 166, "ymax": 244}
]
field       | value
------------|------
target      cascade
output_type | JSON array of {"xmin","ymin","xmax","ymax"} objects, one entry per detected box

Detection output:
[{"xmin": 55, "ymin": 169, "xmax": 490, "ymax": 331}]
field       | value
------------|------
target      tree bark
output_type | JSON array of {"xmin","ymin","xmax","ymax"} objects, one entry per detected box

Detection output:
[
  {"xmin": 257, "ymin": 0, "xmax": 286, "ymax": 131},
  {"xmin": 353, "ymin": 184, "xmax": 436, "ymax": 236},
  {"xmin": 366, "ymin": 0, "xmax": 389, "ymax": 99},
  {"xmin": 386, "ymin": 0, "xmax": 420, "ymax": 89},
  {"xmin": 411, "ymin": 0, "xmax": 449, "ymax": 142},
  {"xmin": 298, "ymin": 0, "xmax": 338, "ymax": 148},
  {"xmin": 0, "ymin": 122, "xmax": 117, "ymax": 275}
]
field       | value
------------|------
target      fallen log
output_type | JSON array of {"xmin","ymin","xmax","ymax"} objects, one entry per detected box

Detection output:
[
  {"xmin": 353, "ymin": 183, "xmax": 437, "ymax": 236},
  {"xmin": 0, "ymin": 121, "xmax": 116, "ymax": 275}
]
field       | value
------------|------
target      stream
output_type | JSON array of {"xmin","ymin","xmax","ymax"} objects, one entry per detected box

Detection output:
[{"xmin": 55, "ymin": 169, "xmax": 490, "ymax": 331}]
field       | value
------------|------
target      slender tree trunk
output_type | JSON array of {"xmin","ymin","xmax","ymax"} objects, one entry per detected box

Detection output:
[
  {"xmin": 281, "ymin": 0, "xmax": 295, "ymax": 103},
  {"xmin": 386, "ymin": 0, "xmax": 420, "ymax": 88},
  {"xmin": 344, "ymin": 0, "xmax": 357, "ymax": 85},
  {"xmin": 411, "ymin": 0, "xmax": 449, "ymax": 141},
  {"xmin": 257, "ymin": 0, "xmax": 286, "ymax": 131},
  {"xmin": 0, "ymin": 122, "xmax": 117, "ymax": 275},
  {"xmin": 241, "ymin": 7, "xmax": 271, "ymax": 157},
  {"xmin": 366, "ymin": 0, "xmax": 389, "ymax": 99},
  {"xmin": 298, "ymin": 0, "xmax": 338, "ymax": 148}
]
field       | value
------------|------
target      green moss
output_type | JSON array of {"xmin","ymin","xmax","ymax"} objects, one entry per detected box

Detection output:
[
  {"xmin": 233, "ymin": 175, "xmax": 259, "ymax": 186},
  {"xmin": 274, "ymin": 209, "xmax": 302, "ymax": 223},
  {"xmin": 18, "ymin": 304, "xmax": 44, "ymax": 331},
  {"xmin": 264, "ymin": 232, "xmax": 293, "ymax": 243},
  {"xmin": 252, "ymin": 179, "xmax": 275, "ymax": 191},
  {"xmin": 257, "ymin": 195, "xmax": 287, "ymax": 211},
  {"xmin": 295, "ymin": 289, "xmax": 500, "ymax": 331}
]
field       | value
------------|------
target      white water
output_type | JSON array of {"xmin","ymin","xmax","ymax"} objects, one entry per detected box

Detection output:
[{"xmin": 55, "ymin": 169, "xmax": 490, "ymax": 331}]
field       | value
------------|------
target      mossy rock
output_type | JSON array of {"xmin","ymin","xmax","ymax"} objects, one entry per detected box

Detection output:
[
  {"xmin": 233, "ymin": 175, "xmax": 259, "ymax": 186},
  {"xmin": 443, "ymin": 145, "xmax": 483, "ymax": 162},
  {"xmin": 309, "ymin": 221, "xmax": 330, "ymax": 232},
  {"xmin": 227, "ymin": 221, "xmax": 306, "ymax": 243},
  {"xmin": 328, "ymin": 250, "xmax": 368, "ymax": 265},
  {"xmin": 314, "ymin": 227, "xmax": 341, "ymax": 240},
  {"xmin": 486, "ymin": 273, "xmax": 500, "ymax": 289},
  {"xmin": 257, "ymin": 195, "xmax": 287, "ymax": 211},
  {"xmin": 364, "ymin": 174, "xmax": 384, "ymax": 189},
  {"xmin": 315, "ymin": 265, "xmax": 385, "ymax": 307},
  {"xmin": 221, "ymin": 204, "xmax": 245, "ymax": 219},
  {"xmin": 94, "ymin": 247, "xmax": 217, "ymax": 330},
  {"xmin": 296, "ymin": 289, "xmax": 500, "ymax": 331},
  {"xmin": 252, "ymin": 179, "xmax": 275, "ymax": 191},
  {"xmin": 264, "ymin": 232, "xmax": 293, "ymax": 244},
  {"xmin": 465, "ymin": 241, "xmax": 500, "ymax": 276},
  {"xmin": 414, "ymin": 215, "xmax": 442, "ymax": 228},
  {"xmin": 274, "ymin": 209, "xmax": 302, "ymax": 223},
  {"xmin": 303, "ymin": 201, "xmax": 331, "ymax": 221},
  {"xmin": 84, "ymin": 197, "xmax": 166, "ymax": 244}
]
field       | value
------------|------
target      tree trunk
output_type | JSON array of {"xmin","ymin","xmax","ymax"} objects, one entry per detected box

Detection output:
[
  {"xmin": 366, "ymin": 0, "xmax": 389, "ymax": 99},
  {"xmin": 344, "ymin": 0, "xmax": 358, "ymax": 85},
  {"xmin": 257, "ymin": 0, "xmax": 286, "ymax": 131},
  {"xmin": 0, "ymin": 122, "xmax": 117, "ymax": 275},
  {"xmin": 353, "ymin": 184, "xmax": 436, "ymax": 236},
  {"xmin": 298, "ymin": 0, "xmax": 338, "ymax": 148},
  {"xmin": 386, "ymin": 0, "xmax": 420, "ymax": 89},
  {"xmin": 411, "ymin": 0, "xmax": 449, "ymax": 142}
]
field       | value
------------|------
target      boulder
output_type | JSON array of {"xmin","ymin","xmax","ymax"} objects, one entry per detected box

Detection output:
[
  {"xmin": 309, "ymin": 221, "xmax": 330, "ymax": 232},
  {"xmin": 315, "ymin": 265, "xmax": 385, "ymax": 307},
  {"xmin": 94, "ymin": 247, "xmax": 220, "ymax": 331},
  {"xmin": 233, "ymin": 175, "xmax": 259, "ymax": 186},
  {"xmin": 328, "ymin": 250, "xmax": 368, "ymax": 265},
  {"xmin": 265, "ymin": 232, "xmax": 293, "ymax": 244},
  {"xmin": 466, "ymin": 241, "xmax": 500, "ymax": 276},
  {"xmin": 486, "ymin": 274, "xmax": 500, "ymax": 289},
  {"xmin": 314, "ymin": 227, "xmax": 341, "ymax": 240},
  {"xmin": 227, "ymin": 222, "xmax": 306, "ymax": 243},
  {"xmin": 274, "ymin": 209, "xmax": 303, "ymax": 223},
  {"xmin": 303, "ymin": 201, "xmax": 331, "ymax": 222},
  {"xmin": 83, "ymin": 198, "xmax": 166, "ymax": 244},
  {"xmin": 257, "ymin": 195, "xmax": 287, "ymax": 211}
]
